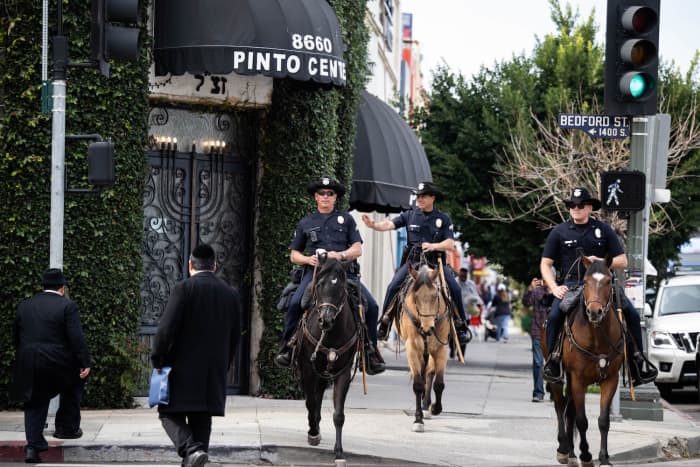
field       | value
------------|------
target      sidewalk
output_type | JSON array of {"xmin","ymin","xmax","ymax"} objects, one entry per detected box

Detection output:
[{"xmin": 2, "ymin": 325, "xmax": 700, "ymax": 466}]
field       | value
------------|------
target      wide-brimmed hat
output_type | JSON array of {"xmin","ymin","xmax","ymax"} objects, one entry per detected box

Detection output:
[
  {"xmin": 564, "ymin": 187, "xmax": 601, "ymax": 211},
  {"xmin": 413, "ymin": 181, "xmax": 443, "ymax": 201},
  {"xmin": 42, "ymin": 268, "xmax": 67, "ymax": 287},
  {"xmin": 306, "ymin": 176, "xmax": 345, "ymax": 198}
]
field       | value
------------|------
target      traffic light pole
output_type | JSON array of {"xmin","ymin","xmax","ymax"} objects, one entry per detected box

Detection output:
[{"xmin": 50, "ymin": 2, "xmax": 68, "ymax": 270}]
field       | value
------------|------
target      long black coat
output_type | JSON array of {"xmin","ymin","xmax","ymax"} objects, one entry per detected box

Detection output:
[
  {"xmin": 151, "ymin": 271, "xmax": 240, "ymax": 416},
  {"xmin": 12, "ymin": 292, "xmax": 91, "ymax": 403}
]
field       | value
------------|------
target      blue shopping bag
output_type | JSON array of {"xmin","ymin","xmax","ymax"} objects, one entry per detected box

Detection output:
[{"xmin": 148, "ymin": 367, "xmax": 172, "ymax": 408}]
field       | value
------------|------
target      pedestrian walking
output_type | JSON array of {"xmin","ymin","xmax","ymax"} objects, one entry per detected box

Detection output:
[
  {"xmin": 12, "ymin": 268, "xmax": 91, "ymax": 464},
  {"xmin": 491, "ymin": 284, "xmax": 512, "ymax": 342},
  {"xmin": 151, "ymin": 244, "xmax": 241, "ymax": 467},
  {"xmin": 522, "ymin": 277, "xmax": 551, "ymax": 402}
]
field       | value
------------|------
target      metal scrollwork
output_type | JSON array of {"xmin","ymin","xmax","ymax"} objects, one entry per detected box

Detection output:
[{"xmin": 149, "ymin": 107, "xmax": 169, "ymax": 126}]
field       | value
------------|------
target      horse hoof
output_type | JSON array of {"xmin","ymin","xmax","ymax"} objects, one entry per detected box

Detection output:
[
  {"xmin": 422, "ymin": 410, "xmax": 432, "ymax": 419},
  {"xmin": 581, "ymin": 461, "xmax": 595, "ymax": 467},
  {"xmin": 307, "ymin": 433, "xmax": 321, "ymax": 446},
  {"xmin": 412, "ymin": 422, "xmax": 424, "ymax": 432},
  {"xmin": 556, "ymin": 451, "xmax": 568, "ymax": 464},
  {"xmin": 430, "ymin": 404, "xmax": 442, "ymax": 416},
  {"xmin": 567, "ymin": 457, "xmax": 578, "ymax": 467},
  {"xmin": 334, "ymin": 459, "xmax": 347, "ymax": 467}
]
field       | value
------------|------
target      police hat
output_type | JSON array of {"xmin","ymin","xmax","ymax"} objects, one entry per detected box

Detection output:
[
  {"xmin": 42, "ymin": 268, "xmax": 67, "ymax": 288},
  {"xmin": 413, "ymin": 181, "xmax": 443, "ymax": 201},
  {"xmin": 306, "ymin": 176, "xmax": 345, "ymax": 198},
  {"xmin": 564, "ymin": 187, "xmax": 601, "ymax": 211}
]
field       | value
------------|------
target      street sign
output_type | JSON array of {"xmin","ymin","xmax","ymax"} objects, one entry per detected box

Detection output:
[{"xmin": 558, "ymin": 113, "xmax": 630, "ymax": 139}]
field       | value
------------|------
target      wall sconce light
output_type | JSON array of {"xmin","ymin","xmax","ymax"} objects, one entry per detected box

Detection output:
[
  {"xmin": 151, "ymin": 135, "xmax": 178, "ymax": 152},
  {"xmin": 202, "ymin": 140, "xmax": 226, "ymax": 154}
]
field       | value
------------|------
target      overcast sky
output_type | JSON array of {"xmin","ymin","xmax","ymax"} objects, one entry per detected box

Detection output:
[{"xmin": 400, "ymin": 0, "xmax": 700, "ymax": 88}]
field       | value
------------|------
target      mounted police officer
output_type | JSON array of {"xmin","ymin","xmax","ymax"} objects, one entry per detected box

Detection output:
[
  {"xmin": 362, "ymin": 181, "xmax": 471, "ymax": 344},
  {"xmin": 540, "ymin": 187, "xmax": 658, "ymax": 385},
  {"xmin": 275, "ymin": 176, "xmax": 385, "ymax": 375}
]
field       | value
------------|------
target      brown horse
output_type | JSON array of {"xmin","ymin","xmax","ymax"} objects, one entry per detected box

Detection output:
[
  {"xmin": 543, "ymin": 258, "xmax": 626, "ymax": 467},
  {"xmin": 396, "ymin": 264, "xmax": 451, "ymax": 432}
]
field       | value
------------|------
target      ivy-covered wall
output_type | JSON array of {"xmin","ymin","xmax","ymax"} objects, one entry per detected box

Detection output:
[
  {"xmin": 0, "ymin": 0, "xmax": 369, "ymax": 404},
  {"xmin": 0, "ymin": 1, "xmax": 149, "ymax": 407},
  {"xmin": 253, "ymin": 0, "xmax": 369, "ymax": 397}
]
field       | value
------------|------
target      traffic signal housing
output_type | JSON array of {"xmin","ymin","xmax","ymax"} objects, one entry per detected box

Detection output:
[
  {"xmin": 604, "ymin": 0, "xmax": 660, "ymax": 116},
  {"xmin": 601, "ymin": 170, "xmax": 646, "ymax": 211},
  {"xmin": 91, "ymin": 0, "xmax": 141, "ymax": 77},
  {"xmin": 88, "ymin": 140, "xmax": 115, "ymax": 187}
]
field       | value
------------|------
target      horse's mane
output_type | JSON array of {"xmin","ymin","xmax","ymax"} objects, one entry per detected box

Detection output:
[
  {"xmin": 412, "ymin": 266, "xmax": 434, "ymax": 292},
  {"xmin": 585, "ymin": 260, "xmax": 611, "ymax": 277}
]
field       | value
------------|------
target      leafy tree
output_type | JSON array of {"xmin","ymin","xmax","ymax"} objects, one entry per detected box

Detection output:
[{"xmin": 415, "ymin": 0, "xmax": 700, "ymax": 284}]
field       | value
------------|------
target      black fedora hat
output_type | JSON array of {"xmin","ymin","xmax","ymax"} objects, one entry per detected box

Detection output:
[
  {"xmin": 306, "ymin": 176, "xmax": 345, "ymax": 198},
  {"xmin": 413, "ymin": 181, "xmax": 443, "ymax": 201},
  {"xmin": 42, "ymin": 268, "xmax": 67, "ymax": 288},
  {"xmin": 564, "ymin": 187, "xmax": 601, "ymax": 211}
]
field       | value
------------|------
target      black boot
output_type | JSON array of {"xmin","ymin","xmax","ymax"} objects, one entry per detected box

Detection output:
[
  {"xmin": 274, "ymin": 346, "xmax": 292, "ymax": 368},
  {"xmin": 377, "ymin": 313, "xmax": 393, "ymax": 341},
  {"xmin": 543, "ymin": 356, "xmax": 563, "ymax": 384},
  {"xmin": 631, "ymin": 351, "xmax": 658, "ymax": 386},
  {"xmin": 456, "ymin": 320, "xmax": 472, "ymax": 345},
  {"xmin": 365, "ymin": 343, "xmax": 386, "ymax": 375}
]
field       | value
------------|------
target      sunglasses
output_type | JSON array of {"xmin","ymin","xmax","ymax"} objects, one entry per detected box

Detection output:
[
  {"xmin": 317, "ymin": 190, "xmax": 336, "ymax": 197},
  {"xmin": 569, "ymin": 203, "xmax": 588, "ymax": 210}
]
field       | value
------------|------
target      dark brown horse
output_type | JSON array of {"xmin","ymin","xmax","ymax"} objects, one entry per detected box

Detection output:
[
  {"xmin": 397, "ymin": 264, "xmax": 451, "ymax": 432},
  {"xmin": 296, "ymin": 255, "xmax": 360, "ymax": 466},
  {"xmin": 543, "ymin": 258, "xmax": 625, "ymax": 467}
]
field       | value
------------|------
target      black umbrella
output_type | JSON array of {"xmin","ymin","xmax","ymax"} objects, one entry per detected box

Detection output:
[
  {"xmin": 154, "ymin": 0, "xmax": 347, "ymax": 86},
  {"xmin": 350, "ymin": 91, "xmax": 432, "ymax": 213}
]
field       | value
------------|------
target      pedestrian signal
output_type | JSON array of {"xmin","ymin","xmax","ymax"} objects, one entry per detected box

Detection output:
[{"xmin": 601, "ymin": 170, "xmax": 646, "ymax": 211}]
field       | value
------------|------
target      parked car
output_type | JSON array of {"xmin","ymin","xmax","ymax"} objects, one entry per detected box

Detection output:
[{"xmin": 645, "ymin": 273, "xmax": 700, "ymax": 398}]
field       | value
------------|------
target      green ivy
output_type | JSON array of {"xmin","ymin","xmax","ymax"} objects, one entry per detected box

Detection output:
[
  {"xmin": 255, "ymin": 0, "xmax": 369, "ymax": 397},
  {"xmin": 0, "ymin": 0, "xmax": 149, "ymax": 408}
]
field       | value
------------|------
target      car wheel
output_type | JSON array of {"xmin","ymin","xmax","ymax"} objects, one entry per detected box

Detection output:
[{"xmin": 655, "ymin": 383, "xmax": 673, "ymax": 400}]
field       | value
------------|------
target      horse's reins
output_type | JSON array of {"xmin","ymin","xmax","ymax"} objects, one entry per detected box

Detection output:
[
  {"xmin": 564, "ymin": 272, "xmax": 625, "ymax": 382},
  {"xmin": 301, "ymin": 262, "xmax": 359, "ymax": 379}
]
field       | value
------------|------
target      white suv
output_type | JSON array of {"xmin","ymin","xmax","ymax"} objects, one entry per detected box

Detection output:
[{"xmin": 645, "ymin": 274, "xmax": 700, "ymax": 397}]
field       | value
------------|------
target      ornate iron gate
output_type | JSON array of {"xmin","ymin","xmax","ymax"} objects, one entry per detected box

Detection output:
[{"xmin": 140, "ymin": 146, "xmax": 252, "ymax": 394}]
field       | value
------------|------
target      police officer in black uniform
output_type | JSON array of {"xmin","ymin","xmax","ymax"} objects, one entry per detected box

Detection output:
[
  {"xmin": 274, "ymin": 176, "xmax": 385, "ymax": 374},
  {"xmin": 540, "ymin": 187, "xmax": 657, "ymax": 385},
  {"xmin": 362, "ymin": 181, "xmax": 470, "ymax": 343}
]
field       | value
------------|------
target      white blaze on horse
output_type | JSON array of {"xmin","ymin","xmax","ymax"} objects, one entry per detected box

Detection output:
[{"xmin": 396, "ymin": 264, "xmax": 451, "ymax": 432}]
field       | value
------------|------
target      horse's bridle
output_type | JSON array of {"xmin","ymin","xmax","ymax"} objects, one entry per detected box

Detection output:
[
  {"xmin": 582, "ymin": 278, "xmax": 612, "ymax": 326},
  {"xmin": 405, "ymin": 282, "xmax": 449, "ymax": 343}
]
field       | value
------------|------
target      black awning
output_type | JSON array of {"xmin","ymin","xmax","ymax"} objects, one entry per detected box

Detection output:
[
  {"xmin": 350, "ymin": 91, "xmax": 432, "ymax": 213},
  {"xmin": 154, "ymin": 0, "xmax": 347, "ymax": 86}
]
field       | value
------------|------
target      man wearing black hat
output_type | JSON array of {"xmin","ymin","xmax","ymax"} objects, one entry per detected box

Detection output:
[
  {"xmin": 12, "ymin": 268, "xmax": 91, "ymax": 463},
  {"xmin": 362, "ymin": 181, "xmax": 471, "ymax": 344},
  {"xmin": 275, "ymin": 176, "xmax": 385, "ymax": 375},
  {"xmin": 152, "ymin": 243, "xmax": 241, "ymax": 467},
  {"xmin": 540, "ymin": 187, "xmax": 657, "ymax": 385}
]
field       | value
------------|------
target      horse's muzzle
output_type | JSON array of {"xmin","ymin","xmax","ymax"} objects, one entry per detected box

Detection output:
[{"xmin": 586, "ymin": 308, "xmax": 604, "ymax": 326}]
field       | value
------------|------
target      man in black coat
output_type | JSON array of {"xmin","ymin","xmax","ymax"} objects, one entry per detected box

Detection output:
[
  {"xmin": 13, "ymin": 268, "xmax": 91, "ymax": 464},
  {"xmin": 151, "ymin": 244, "xmax": 241, "ymax": 467}
]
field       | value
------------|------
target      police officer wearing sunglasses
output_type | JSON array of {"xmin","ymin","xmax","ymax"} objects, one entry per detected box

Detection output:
[
  {"xmin": 540, "ymin": 187, "xmax": 657, "ymax": 385},
  {"xmin": 275, "ymin": 176, "xmax": 385, "ymax": 374}
]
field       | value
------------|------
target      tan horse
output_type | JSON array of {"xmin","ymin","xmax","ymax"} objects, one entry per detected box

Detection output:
[
  {"xmin": 543, "ymin": 258, "xmax": 625, "ymax": 467},
  {"xmin": 396, "ymin": 264, "xmax": 451, "ymax": 432}
]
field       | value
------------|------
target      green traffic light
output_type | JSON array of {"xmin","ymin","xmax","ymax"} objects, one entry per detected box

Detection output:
[{"xmin": 629, "ymin": 74, "xmax": 646, "ymax": 98}]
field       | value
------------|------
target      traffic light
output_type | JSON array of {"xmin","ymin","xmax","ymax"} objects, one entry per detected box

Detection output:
[
  {"xmin": 88, "ymin": 140, "xmax": 115, "ymax": 187},
  {"xmin": 601, "ymin": 170, "xmax": 646, "ymax": 211},
  {"xmin": 91, "ymin": 0, "xmax": 141, "ymax": 77},
  {"xmin": 604, "ymin": 0, "xmax": 660, "ymax": 116}
]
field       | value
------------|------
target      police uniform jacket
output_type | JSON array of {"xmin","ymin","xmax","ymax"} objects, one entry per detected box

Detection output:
[
  {"xmin": 151, "ymin": 272, "xmax": 240, "ymax": 416},
  {"xmin": 289, "ymin": 209, "xmax": 362, "ymax": 259},
  {"xmin": 12, "ymin": 292, "xmax": 91, "ymax": 403},
  {"xmin": 542, "ymin": 218, "xmax": 624, "ymax": 283},
  {"xmin": 392, "ymin": 208, "xmax": 454, "ymax": 263}
]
